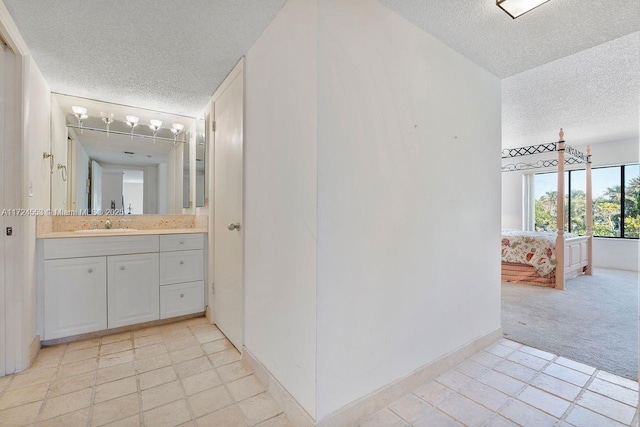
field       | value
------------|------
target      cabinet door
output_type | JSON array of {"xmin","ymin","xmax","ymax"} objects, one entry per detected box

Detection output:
[
  {"xmin": 44, "ymin": 257, "xmax": 107, "ymax": 340},
  {"xmin": 107, "ymin": 253, "xmax": 160, "ymax": 328}
]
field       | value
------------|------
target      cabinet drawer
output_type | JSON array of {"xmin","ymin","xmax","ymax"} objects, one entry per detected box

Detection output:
[
  {"xmin": 160, "ymin": 281, "xmax": 205, "ymax": 319},
  {"xmin": 160, "ymin": 234, "xmax": 204, "ymax": 252},
  {"xmin": 44, "ymin": 235, "xmax": 159, "ymax": 259},
  {"xmin": 160, "ymin": 250, "xmax": 204, "ymax": 285}
]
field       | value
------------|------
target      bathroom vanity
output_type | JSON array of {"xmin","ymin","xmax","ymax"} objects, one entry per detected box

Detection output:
[{"xmin": 37, "ymin": 215, "xmax": 208, "ymax": 342}]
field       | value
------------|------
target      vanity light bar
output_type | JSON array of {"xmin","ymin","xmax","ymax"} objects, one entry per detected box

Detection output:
[{"xmin": 497, "ymin": 0, "xmax": 550, "ymax": 19}]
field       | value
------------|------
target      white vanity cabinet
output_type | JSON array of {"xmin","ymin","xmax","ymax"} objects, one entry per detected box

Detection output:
[
  {"xmin": 44, "ymin": 257, "xmax": 107, "ymax": 340},
  {"xmin": 42, "ymin": 233, "xmax": 205, "ymax": 341},
  {"xmin": 108, "ymin": 253, "xmax": 160, "ymax": 328}
]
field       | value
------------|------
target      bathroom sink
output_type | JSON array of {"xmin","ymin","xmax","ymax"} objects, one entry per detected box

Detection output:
[{"xmin": 74, "ymin": 228, "xmax": 139, "ymax": 234}]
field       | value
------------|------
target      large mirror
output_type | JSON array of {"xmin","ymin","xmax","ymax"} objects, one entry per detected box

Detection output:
[
  {"xmin": 50, "ymin": 94, "xmax": 198, "ymax": 214},
  {"xmin": 195, "ymin": 114, "xmax": 207, "ymax": 207}
]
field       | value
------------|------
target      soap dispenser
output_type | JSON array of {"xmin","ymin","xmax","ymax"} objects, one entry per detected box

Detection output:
[{"xmin": 105, "ymin": 217, "xmax": 112, "ymax": 229}]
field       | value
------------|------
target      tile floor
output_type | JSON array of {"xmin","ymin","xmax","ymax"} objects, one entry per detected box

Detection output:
[
  {"xmin": 0, "ymin": 317, "xmax": 293, "ymax": 427},
  {"xmin": 360, "ymin": 339, "xmax": 640, "ymax": 427}
]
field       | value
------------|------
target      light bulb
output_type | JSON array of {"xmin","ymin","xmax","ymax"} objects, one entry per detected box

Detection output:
[
  {"xmin": 126, "ymin": 115, "xmax": 139, "ymax": 126},
  {"xmin": 149, "ymin": 119, "xmax": 162, "ymax": 131},
  {"xmin": 172, "ymin": 123, "xmax": 184, "ymax": 132},
  {"xmin": 72, "ymin": 106, "xmax": 87, "ymax": 115}
]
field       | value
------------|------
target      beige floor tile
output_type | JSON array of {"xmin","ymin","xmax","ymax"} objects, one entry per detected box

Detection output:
[
  {"xmin": 555, "ymin": 357, "xmax": 596, "ymax": 375},
  {"xmin": 98, "ymin": 350, "xmax": 134, "ymax": 369},
  {"xmin": 181, "ymin": 370, "xmax": 223, "ymax": 396},
  {"xmin": 133, "ymin": 326, "xmax": 162, "ymax": 338},
  {"xmin": 195, "ymin": 330, "xmax": 226, "ymax": 344},
  {"xmin": 497, "ymin": 339, "xmax": 522, "ymax": 350},
  {"xmin": 469, "ymin": 351, "xmax": 503, "ymax": 368},
  {"xmin": 255, "ymin": 413, "xmax": 295, "ymax": 427},
  {"xmin": 209, "ymin": 348, "xmax": 242, "ymax": 368},
  {"xmin": 485, "ymin": 344, "xmax": 515, "ymax": 358},
  {"xmin": 565, "ymin": 405, "xmax": 626, "ymax": 427},
  {"xmin": 543, "ymin": 363, "xmax": 591, "ymax": 387},
  {"xmin": 0, "ymin": 375, "xmax": 11, "ymax": 392},
  {"xmin": 94, "ymin": 377, "xmax": 137, "ymax": 404},
  {"xmin": 517, "ymin": 386, "xmax": 570, "ymax": 418},
  {"xmin": 437, "ymin": 393, "xmax": 493, "ymax": 427},
  {"xmin": 171, "ymin": 345, "xmax": 205, "ymax": 365},
  {"xmin": 530, "ymin": 373, "xmax": 582, "ymax": 401},
  {"xmin": 499, "ymin": 399, "xmax": 558, "ymax": 427},
  {"xmin": 96, "ymin": 362, "xmax": 136, "ymax": 385},
  {"xmin": 202, "ymin": 338, "xmax": 234, "ymax": 355},
  {"xmin": 388, "ymin": 394, "xmax": 432, "ymax": 423},
  {"xmin": 141, "ymin": 380, "xmax": 184, "ymax": 411},
  {"xmin": 189, "ymin": 323, "xmax": 218, "ymax": 335},
  {"xmin": 493, "ymin": 359, "xmax": 537, "ymax": 382},
  {"xmin": 0, "ymin": 401, "xmax": 42, "ymax": 426},
  {"xmin": 57, "ymin": 358, "xmax": 99, "ymax": 378},
  {"xmin": 577, "ymin": 390, "xmax": 636, "ymax": 425},
  {"xmin": 412, "ymin": 406, "xmax": 462, "ymax": 427},
  {"xmin": 217, "ymin": 362, "xmax": 252, "ymax": 383},
  {"xmin": 175, "ymin": 356, "xmax": 213, "ymax": 379},
  {"xmin": 62, "ymin": 346, "xmax": 100, "ymax": 364},
  {"xmin": 100, "ymin": 340, "xmax": 133, "ymax": 356},
  {"xmin": 196, "ymin": 404, "xmax": 248, "ymax": 427},
  {"xmin": 483, "ymin": 415, "xmax": 518, "ymax": 427},
  {"xmin": 143, "ymin": 398, "xmax": 191, "ymax": 427},
  {"xmin": 101, "ymin": 332, "xmax": 132, "ymax": 345},
  {"xmin": 139, "ymin": 366, "xmax": 177, "ymax": 390},
  {"xmin": 186, "ymin": 317, "xmax": 210, "ymax": 326},
  {"xmin": 163, "ymin": 328, "xmax": 193, "ymax": 341},
  {"xmin": 38, "ymin": 407, "xmax": 91, "ymax": 427},
  {"xmin": 596, "ymin": 370, "xmax": 640, "ymax": 391},
  {"xmin": 454, "ymin": 360, "xmax": 489, "ymax": 379},
  {"xmin": 135, "ymin": 353, "xmax": 172, "ymax": 374},
  {"xmin": 477, "ymin": 370, "xmax": 526, "ymax": 396},
  {"xmin": 518, "ymin": 345, "xmax": 555, "ymax": 361},
  {"xmin": 104, "ymin": 414, "xmax": 141, "ymax": 427},
  {"xmin": 360, "ymin": 408, "xmax": 409, "ymax": 427},
  {"xmin": 40, "ymin": 388, "xmax": 92, "ymax": 420},
  {"xmin": 238, "ymin": 393, "xmax": 283, "ymax": 425},
  {"xmin": 413, "ymin": 381, "xmax": 454, "ymax": 406},
  {"xmin": 588, "ymin": 377, "xmax": 639, "ymax": 407},
  {"xmin": 133, "ymin": 334, "xmax": 164, "ymax": 349},
  {"xmin": 506, "ymin": 351, "xmax": 548, "ymax": 371},
  {"xmin": 134, "ymin": 343, "xmax": 168, "ymax": 360},
  {"xmin": 457, "ymin": 380, "xmax": 510, "ymax": 412},
  {"xmin": 228, "ymin": 375, "xmax": 266, "ymax": 402},
  {"xmin": 91, "ymin": 393, "xmax": 139, "ymax": 427},
  {"xmin": 5, "ymin": 366, "xmax": 57, "ymax": 391},
  {"xmin": 436, "ymin": 370, "xmax": 472, "ymax": 391},
  {"xmin": 30, "ymin": 352, "xmax": 63, "ymax": 369},
  {"xmin": 188, "ymin": 385, "xmax": 233, "ymax": 418},
  {"xmin": 165, "ymin": 336, "xmax": 199, "ymax": 352},
  {"xmin": 0, "ymin": 382, "xmax": 49, "ymax": 410},
  {"xmin": 67, "ymin": 338, "xmax": 101, "ymax": 352},
  {"xmin": 49, "ymin": 371, "xmax": 95, "ymax": 398}
]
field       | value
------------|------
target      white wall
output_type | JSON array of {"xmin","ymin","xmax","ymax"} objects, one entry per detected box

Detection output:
[
  {"xmin": 73, "ymin": 140, "xmax": 90, "ymax": 212},
  {"xmin": 501, "ymin": 138, "xmax": 640, "ymax": 271},
  {"xmin": 143, "ymin": 166, "xmax": 158, "ymax": 214},
  {"xmin": 101, "ymin": 170, "xmax": 123, "ymax": 212},
  {"xmin": 50, "ymin": 97, "xmax": 67, "ymax": 210},
  {"xmin": 315, "ymin": 0, "xmax": 502, "ymax": 419},
  {"xmin": 244, "ymin": 0, "xmax": 318, "ymax": 417},
  {"xmin": 122, "ymin": 182, "xmax": 143, "ymax": 214}
]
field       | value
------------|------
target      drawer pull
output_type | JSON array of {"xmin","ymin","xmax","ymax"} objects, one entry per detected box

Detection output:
[
  {"xmin": 180, "ymin": 293, "xmax": 185, "ymax": 298},
  {"xmin": 120, "ymin": 266, "xmax": 125, "ymax": 271},
  {"xmin": 88, "ymin": 268, "xmax": 93, "ymax": 273},
  {"xmin": 179, "ymin": 261, "xmax": 184, "ymax": 265}
]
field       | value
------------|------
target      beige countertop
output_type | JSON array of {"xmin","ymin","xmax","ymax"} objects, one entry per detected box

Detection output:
[{"xmin": 38, "ymin": 228, "xmax": 207, "ymax": 239}]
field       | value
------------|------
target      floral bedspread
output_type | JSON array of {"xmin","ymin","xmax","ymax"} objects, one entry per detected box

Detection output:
[{"xmin": 501, "ymin": 230, "xmax": 577, "ymax": 277}]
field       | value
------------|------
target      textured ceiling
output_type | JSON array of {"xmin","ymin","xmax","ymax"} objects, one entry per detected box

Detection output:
[
  {"xmin": 4, "ymin": 0, "xmax": 285, "ymax": 117},
  {"xmin": 380, "ymin": 0, "xmax": 640, "ymax": 78},
  {"xmin": 502, "ymin": 32, "xmax": 639, "ymax": 149}
]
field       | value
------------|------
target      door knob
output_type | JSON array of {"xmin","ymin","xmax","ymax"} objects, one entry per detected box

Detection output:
[
  {"xmin": 228, "ymin": 223, "xmax": 241, "ymax": 231},
  {"xmin": 120, "ymin": 266, "xmax": 125, "ymax": 270}
]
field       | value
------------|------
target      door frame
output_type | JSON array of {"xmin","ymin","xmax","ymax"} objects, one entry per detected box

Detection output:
[
  {"xmin": 209, "ymin": 58, "xmax": 245, "ymax": 347},
  {"xmin": 1, "ymin": 2, "xmax": 31, "ymax": 375}
]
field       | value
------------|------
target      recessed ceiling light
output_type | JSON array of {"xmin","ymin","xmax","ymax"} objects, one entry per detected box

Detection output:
[{"xmin": 497, "ymin": 0, "xmax": 550, "ymax": 19}]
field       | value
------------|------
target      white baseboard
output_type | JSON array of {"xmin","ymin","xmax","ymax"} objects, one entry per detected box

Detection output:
[
  {"xmin": 242, "ymin": 328, "xmax": 502, "ymax": 426},
  {"xmin": 28, "ymin": 335, "xmax": 41, "ymax": 367}
]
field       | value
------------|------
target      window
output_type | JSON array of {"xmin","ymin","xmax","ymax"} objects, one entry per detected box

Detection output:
[{"xmin": 533, "ymin": 165, "xmax": 639, "ymax": 239}]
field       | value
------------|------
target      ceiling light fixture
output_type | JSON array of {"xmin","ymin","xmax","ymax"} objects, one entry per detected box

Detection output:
[
  {"xmin": 171, "ymin": 123, "xmax": 185, "ymax": 146},
  {"xmin": 101, "ymin": 112, "xmax": 114, "ymax": 135},
  {"xmin": 126, "ymin": 115, "xmax": 139, "ymax": 139},
  {"xmin": 71, "ymin": 106, "xmax": 88, "ymax": 132},
  {"xmin": 497, "ymin": 0, "xmax": 550, "ymax": 19},
  {"xmin": 149, "ymin": 119, "xmax": 163, "ymax": 141}
]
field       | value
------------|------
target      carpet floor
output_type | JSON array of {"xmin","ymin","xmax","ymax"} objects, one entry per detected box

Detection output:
[{"xmin": 502, "ymin": 268, "xmax": 638, "ymax": 380}]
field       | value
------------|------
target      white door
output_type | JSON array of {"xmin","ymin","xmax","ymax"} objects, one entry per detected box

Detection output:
[
  {"xmin": 91, "ymin": 160, "xmax": 102, "ymax": 214},
  {"xmin": 0, "ymin": 41, "xmax": 7, "ymax": 376},
  {"xmin": 107, "ymin": 253, "xmax": 160, "ymax": 328},
  {"xmin": 44, "ymin": 257, "xmax": 108, "ymax": 340},
  {"xmin": 213, "ymin": 62, "xmax": 244, "ymax": 350}
]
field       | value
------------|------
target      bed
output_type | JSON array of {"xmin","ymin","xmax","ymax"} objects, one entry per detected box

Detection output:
[{"xmin": 501, "ymin": 129, "xmax": 593, "ymax": 290}]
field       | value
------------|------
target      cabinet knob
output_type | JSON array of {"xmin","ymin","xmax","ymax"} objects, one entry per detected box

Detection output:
[
  {"xmin": 120, "ymin": 266, "xmax": 125, "ymax": 270},
  {"xmin": 88, "ymin": 268, "xmax": 93, "ymax": 273},
  {"xmin": 179, "ymin": 240, "xmax": 185, "ymax": 244},
  {"xmin": 179, "ymin": 261, "xmax": 184, "ymax": 265},
  {"xmin": 180, "ymin": 293, "xmax": 185, "ymax": 298}
]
